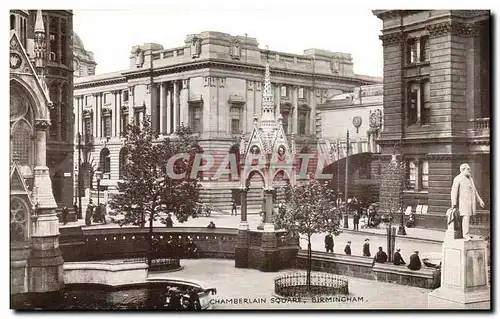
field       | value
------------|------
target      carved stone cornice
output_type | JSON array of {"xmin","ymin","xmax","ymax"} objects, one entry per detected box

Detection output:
[
  {"xmin": 426, "ymin": 21, "xmax": 480, "ymax": 38},
  {"xmin": 182, "ymin": 79, "xmax": 189, "ymax": 90},
  {"xmin": 34, "ymin": 119, "xmax": 50, "ymax": 131},
  {"xmin": 379, "ymin": 32, "xmax": 404, "ymax": 46}
]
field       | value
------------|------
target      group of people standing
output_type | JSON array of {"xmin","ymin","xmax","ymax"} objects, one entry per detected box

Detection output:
[{"xmin": 324, "ymin": 235, "xmax": 423, "ymax": 271}]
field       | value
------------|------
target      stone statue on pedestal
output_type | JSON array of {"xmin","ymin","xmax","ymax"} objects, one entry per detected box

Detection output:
[{"xmin": 450, "ymin": 163, "xmax": 485, "ymax": 240}]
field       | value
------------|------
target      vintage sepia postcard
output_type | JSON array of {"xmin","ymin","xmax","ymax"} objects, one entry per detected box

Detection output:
[{"xmin": 8, "ymin": 4, "xmax": 491, "ymax": 311}]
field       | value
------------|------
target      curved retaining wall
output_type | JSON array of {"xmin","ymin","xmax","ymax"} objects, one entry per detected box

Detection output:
[{"xmin": 59, "ymin": 227, "xmax": 238, "ymax": 262}]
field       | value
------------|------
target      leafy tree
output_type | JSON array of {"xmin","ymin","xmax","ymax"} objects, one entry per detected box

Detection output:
[
  {"xmin": 109, "ymin": 117, "xmax": 202, "ymax": 266},
  {"xmin": 274, "ymin": 178, "xmax": 342, "ymax": 292},
  {"xmin": 379, "ymin": 154, "xmax": 406, "ymax": 225}
]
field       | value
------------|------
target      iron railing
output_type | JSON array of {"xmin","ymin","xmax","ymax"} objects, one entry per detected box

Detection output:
[{"xmin": 274, "ymin": 272, "xmax": 349, "ymax": 297}]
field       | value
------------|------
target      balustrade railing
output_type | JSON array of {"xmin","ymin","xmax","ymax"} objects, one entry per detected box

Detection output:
[{"xmin": 470, "ymin": 117, "xmax": 490, "ymax": 135}]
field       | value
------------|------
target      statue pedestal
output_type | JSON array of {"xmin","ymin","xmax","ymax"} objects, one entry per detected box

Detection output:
[{"xmin": 428, "ymin": 238, "xmax": 490, "ymax": 309}]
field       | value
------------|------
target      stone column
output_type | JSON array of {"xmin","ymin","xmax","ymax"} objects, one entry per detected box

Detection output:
[
  {"xmin": 159, "ymin": 82, "xmax": 165, "ymax": 134},
  {"xmin": 29, "ymin": 119, "xmax": 64, "ymax": 293},
  {"xmin": 240, "ymin": 188, "xmax": 248, "ymax": 223},
  {"xmin": 166, "ymin": 88, "xmax": 172, "ymax": 134},
  {"xmin": 235, "ymin": 187, "xmax": 250, "ymax": 268},
  {"xmin": 263, "ymin": 188, "xmax": 274, "ymax": 226},
  {"xmin": 309, "ymin": 88, "xmax": 316, "ymax": 136},
  {"xmin": 293, "ymin": 86, "xmax": 298, "ymax": 135},
  {"xmin": 180, "ymin": 79, "xmax": 189, "ymax": 126},
  {"xmin": 93, "ymin": 93, "xmax": 99, "ymax": 138},
  {"xmin": 173, "ymin": 81, "xmax": 179, "ymax": 132}
]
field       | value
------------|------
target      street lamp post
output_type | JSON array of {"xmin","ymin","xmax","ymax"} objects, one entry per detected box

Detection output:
[
  {"xmin": 77, "ymin": 132, "xmax": 83, "ymax": 220},
  {"xmin": 343, "ymin": 130, "xmax": 350, "ymax": 229}
]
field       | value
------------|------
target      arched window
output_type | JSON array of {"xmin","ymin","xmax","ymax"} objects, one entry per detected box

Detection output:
[
  {"xmin": 228, "ymin": 144, "xmax": 241, "ymax": 177},
  {"xmin": 10, "ymin": 197, "xmax": 29, "ymax": 242},
  {"xmin": 118, "ymin": 148, "xmax": 128, "ymax": 179},
  {"xmin": 49, "ymin": 83, "xmax": 59, "ymax": 140},
  {"xmin": 10, "ymin": 82, "xmax": 34, "ymax": 166},
  {"xmin": 10, "ymin": 15, "xmax": 15, "ymax": 30},
  {"xmin": 100, "ymin": 148, "xmax": 111, "ymax": 175},
  {"xmin": 11, "ymin": 120, "xmax": 32, "ymax": 165},
  {"xmin": 60, "ymin": 83, "xmax": 68, "ymax": 141}
]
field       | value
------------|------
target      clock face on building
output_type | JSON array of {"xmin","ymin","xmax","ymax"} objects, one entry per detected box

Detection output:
[
  {"xmin": 352, "ymin": 116, "xmax": 362, "ymax": 128},
  {"xmin": 10, "ymin": 53, "xmax": 22, "ymax": 69}
]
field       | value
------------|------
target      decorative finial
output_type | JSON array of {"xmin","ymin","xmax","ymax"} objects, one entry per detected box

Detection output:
[{"xmin": 34, "ymin": 10, "xmax": 45, "ymax": 34}]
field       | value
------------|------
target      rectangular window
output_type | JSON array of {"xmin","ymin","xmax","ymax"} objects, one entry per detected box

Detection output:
[
  {"xmin": 408, "ymin": 83, "xmax": 419, "ymax": 125},
  {"xmin": 84, "ymin": 117, "xmax": 93, "ymax": 142},
  {"xmin": 85, "ymin": 95, "xmax": 91, "ymax": 106},
  {"xmin": 123, "ymin": 90, "xmax": 129, "ymax": 103},
  {"xmin": 298, "ymin": 113, "xmax": 307, "ymax": 135},
  {"xmin": 407, "ymin": 38, "xmax": 418, "ymax": 64},
  {"xmin": 298, "ymin": 87, "xmax": 304, "ymax": 99},
  {"xmin": 134, "ymin": 111, "xmax": 141, "ymax": 126},
  {"xmin": 103, "ymin": 116, "xmax": 112, "ymax": 137},
  {"xmin": 189, "ymin": 106, "xmax": 201, "ymax": 132},
  {"xmin": 230, "ymin": 106, "xmax": 241, "ymax": 134},
  {"xmin": 421, "ymin": 80, "xmax": 431, "ymax": 124},
  {"xmin": 280, "ymin": 86, "xmax": 287, "ymax": 97},
  {"xmin": 420, "ymin": 36, "xmax": 430, "ymax": 62},
  {"xmin": 103, "ymin": 93, "xmax": 111, "ymax": 105},
  {"xmin": 408, "ymin": 160, "xmax": 417, "ymax": 190},
  {"xmin": 231, "ymin": 119, "xmax": 240, "ymax": 134},
  {"xmin": 121, "ymin": 114, "xmax": 129, "ymax": 135},
  {"xmin": 422, "ymin": 160, "xmax": 429, "ymax": 190}
]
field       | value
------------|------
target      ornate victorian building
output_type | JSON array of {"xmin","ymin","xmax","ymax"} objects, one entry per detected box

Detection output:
[
  {"xmin": 73, "ymin": 31, "xmax": 381, "ymax": 212},
  {"xmin": 73, "ymin": 32, "xmax": 96, "ymax": 78},
  {"xmin": 316, "ymin": 84, "xmax": 383, "ymax": 203},
  {"xmin": 373, "ymin": 10, "xmax": 490, "ymax": 228},
  {"xmin": 10, "ymin": 9, "xmax": 70, "ymax": 295}
]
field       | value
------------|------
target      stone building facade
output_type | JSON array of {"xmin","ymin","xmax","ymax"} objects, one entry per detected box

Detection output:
[
  {"xmin": 73, "ymin": 32, "xmax": 96, "ymax": 78},
  {"xmin": 373, "ymin": 10, "xmax": 490, "ymax": 227},
  {"xmin": 10, "ymin": 9, "xmax": 68, "ymax": 296},
  {"xmin": 316, "ymin": 84, "xmax": 383, "ymax": 204},
  {"xmin": 73, "ymin": 31, "xmax": 381, "ymax": 211}
]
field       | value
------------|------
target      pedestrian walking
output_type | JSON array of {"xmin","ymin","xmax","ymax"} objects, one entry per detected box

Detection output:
[
  {"xmin": 344, "ymin": 241, "xmax": 352, "ymax": 255},
  {"xmin": 231, "ymin": 199, "xmax": 238, "ymax": 216},
  {"xmin": 353, "ymin": 211, "xmax": 360, "ymax": 231},
  {"xmin": 324, "ymin": 233, "xmax": 334, "ymax": 253},
  {"xmin": 363, "ymin": 238, "xmax": 371, "ymax": 257}
]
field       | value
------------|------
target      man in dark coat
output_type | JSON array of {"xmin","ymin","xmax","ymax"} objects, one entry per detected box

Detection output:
[
  {"xmin": 324, "ymin": 233, "xmax": 334, "ymax": 253},
  {"xmin": 363, "ymin": 238, "xmax": 371, "ymax": 257},
  {"xmin": 408, "ymin": 251, "xmax": 422, "ymax": 271},
  {"xmin": 344, "ymin": 241, "xmax": 351, "ymax": 255},
  {"xmin": 61, "ymin": 206, "xmax": 68, "ymax": 225},
  {"xmin": 372, "ymin": 246, "xmax": 388, "ymax": 266},
  {"xmin": 393, "ymin": 248, "xmax": 406, "ymax": 265},
  {"xmin": 166, "ymin": 213, "xmax": 174, "ymax": 228},
  {"xmin": 353, "ymin": 211, "xmax": 360, "ymax": 231},
  {"xmin": 231, "ymin": 199, "xmax": 238, "ymax": 216}
]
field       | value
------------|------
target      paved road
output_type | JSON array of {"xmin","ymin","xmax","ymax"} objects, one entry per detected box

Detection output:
[{"xmin": 148, "ymin": 259, "xmax": 431, "ymax": 309}]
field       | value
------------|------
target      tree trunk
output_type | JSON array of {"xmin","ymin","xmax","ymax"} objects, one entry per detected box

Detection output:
[
  {"xmin": 307, "ymin": 235, "xmax": 312, "ymax": 292},
  {"xmin": 148, "ymin": 208, "xmax": 154, "ymax": 268}
]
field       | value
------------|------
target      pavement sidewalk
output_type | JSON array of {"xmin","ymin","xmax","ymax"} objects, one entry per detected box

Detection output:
[
  {"xmin": 341, "ymin": 217, "xmax": 445, "ymax": 244},
  {"xmin": 61, "ymin": 214, "xmax": 445, "ymax": 244}
]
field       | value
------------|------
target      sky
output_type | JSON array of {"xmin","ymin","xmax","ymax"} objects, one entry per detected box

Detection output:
[{"xmin": 72, "ymin": 5, "xmax": 384, "ymax": 77}]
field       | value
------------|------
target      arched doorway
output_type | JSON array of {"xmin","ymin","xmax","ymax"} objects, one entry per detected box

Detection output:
[
  {"xmin": 245, "ymin": 170, "xmax": 265, "ymax": 213},
  {"xmin": 99, "ymin": 148, "xmax": 111, "ymax": 176}
]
